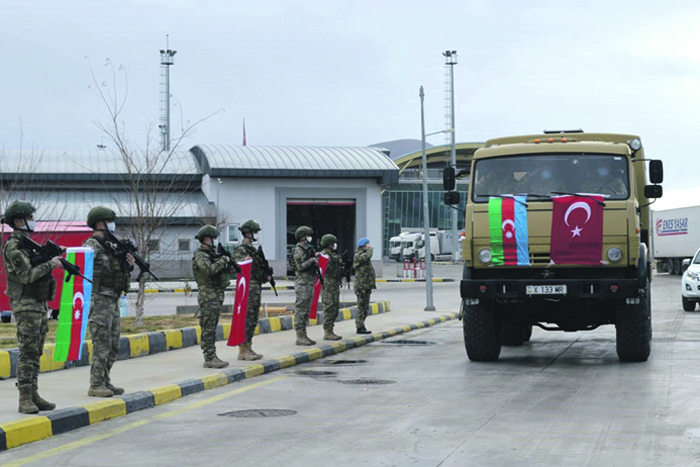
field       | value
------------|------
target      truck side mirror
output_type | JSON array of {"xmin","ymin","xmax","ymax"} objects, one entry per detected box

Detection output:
[
  {"xmin": 444, "ymin": 191, "xmax": 460, "ymax": 206},
  {"xmin": 443, "ymin": 167, "xmax": 456, "ymax": 191},
  {"xmin": 644, "ymin": 184, "xmax": 663, "ymax": 199},
  {"xmin": 649, "ymin": 160, "xmax": 663, "ymax": 184}
]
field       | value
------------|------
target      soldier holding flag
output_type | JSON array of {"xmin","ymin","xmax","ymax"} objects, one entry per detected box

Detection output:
[
  {"xmin": 320, "ymin": 234, "xmax": 343, "ymax": 341},
  {"xmin": 193, "ymin": 225, "xmax": 232, "ymax": 369},
  {"xmin": 233, "ymin": 220, "xmax": 265, "ymax": 361},
  {"xmin": 2, "ymin": 201, "xmax": 62, "ymax": 414},
  {"xmin": 291, "ymin": 226, "xmax": 319, "ymax": 346}
]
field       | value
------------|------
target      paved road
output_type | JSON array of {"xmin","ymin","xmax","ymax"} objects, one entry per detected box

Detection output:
[{"xmin": 3, "ymin": 273, "xmax": 699, "ymax": 467}]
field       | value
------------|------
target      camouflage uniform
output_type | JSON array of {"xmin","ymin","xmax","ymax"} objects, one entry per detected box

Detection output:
[
  {"xmin": 3, "ymin": 230, "xmax": 55, "ymax": 391},
  {"xmin": 234, "ymin": 243, "xmax": 264, "ymax": 343},
  {"xmin": 353, "ymin": 246, "xmax": 376, "ymax": 329},
  {"xmin": 292, "ymin": 243, "xmax": 317, "ymax": 331},
  {"xmin": 321, "ymin": 251, "xmax": 344, "ymax": 331},
  {"xmin": 83, "ymin": 235, "xmax": 131, "ymax": 389},
  {"xmin": 192, "ymin": 244, "xmax": 230, "ymax": 362}
]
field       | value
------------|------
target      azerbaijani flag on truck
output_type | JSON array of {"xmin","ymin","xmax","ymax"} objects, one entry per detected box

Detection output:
[
  {"xmin": 488, "ymin": 196, "xmax": 530, "ymax": 266},
  {"xmin": 54, "ymin": 247, "xmax": 94, "ymax": 362}
]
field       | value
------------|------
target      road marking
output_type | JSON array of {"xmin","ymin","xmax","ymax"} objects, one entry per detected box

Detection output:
[{"xmin": 0, "ymin": 376, "xmax": 288, "ymax": 467}]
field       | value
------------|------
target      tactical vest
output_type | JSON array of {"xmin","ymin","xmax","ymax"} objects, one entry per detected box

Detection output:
[
  {"xmin": 235, "ymin": 243, "xmax": 264, "ymax": 283},
  {"xmin": 3, "ymin": 236, "xmax": 56, "ymax": 302},
  {"xmin": 88, "ymin": 236, "xmax": 131, "ymax": 294},
  {"xmin": 193, "ymin": 247, "xmax": 230, "ymax": 290}
]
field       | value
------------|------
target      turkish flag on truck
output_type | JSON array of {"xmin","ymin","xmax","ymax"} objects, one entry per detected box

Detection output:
[
  {"xmin": 550, "ymin": 196, "xmax": 604, "ymax": 266},
  {"xmin": 228, "ymin": 259, "xmax": 253, "ymax": 347}
]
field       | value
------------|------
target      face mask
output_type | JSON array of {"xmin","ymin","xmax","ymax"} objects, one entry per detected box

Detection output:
[
  {"xmin": 332, "ymin": 244, "xmax": 338, "ymax": 250},
  {"xmin": 107, "ymin": 222, "xmax": 116, "ymax": 232},
  {"xmin": 541, "ymin": 170, "xmax": 552, "ymax": 180},
  {"xmin": 23, "ymin": 220, "xmax": 37, "ymax": 232},
  {"xmin": 306, "ymin": 236, "xmax": 312, "ymax": 243},
  {"xmin": 597, "ymin": 167, "xmax": 609, "ymax": 177}
]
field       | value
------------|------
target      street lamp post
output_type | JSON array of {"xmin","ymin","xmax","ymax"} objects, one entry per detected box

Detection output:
[{"xmin": 420, "ymin": 86, "xmax": 454, "ymax": 312}]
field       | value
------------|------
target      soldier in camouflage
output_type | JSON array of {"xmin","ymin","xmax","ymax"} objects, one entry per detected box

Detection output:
[
  {"xmin": 2, "ymin": 201, "xmax": 62, "ymax": 414},
  {"xmin": 233, "ymin": 220, "xmax": 268, "ymax": 361},
  {"xmin": 291, "ymin": 226, "xmax": 319, "ymax": 346},
  {"xmin": 83, "ymin": 206, "xmax": 134, "ymax": 398},
  {"xmin": 320, "ymin": 234, "xmax": 343, "ymax": 341},
  {"xmin": 353, "ymin": 237, "xmax": 376, "ymax": 334},
  {"xmin": 193, "ymin": 225, "xmax": 233, "ymax": 369}
]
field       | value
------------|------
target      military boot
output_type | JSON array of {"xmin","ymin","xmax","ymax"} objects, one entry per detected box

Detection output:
[
  {"xmin": 18, "ymin": 386, "xmax": 39, "ymax": 414},
  {"xmin": 204, "ymin": 357, "xmax": 229, "ymax": 369},
  {"xmin": 88, "ymin": 386, "xmax": 114, "ymax": 397},
  {"xmin": 105, "ymin": 384, "xmax": 125, "ymax": 396},
  {"xmin": 31, "ymin": 386, "xmax": 56, "ymax": 411},
  {"xmin": 356, "ymin": 327, "xmax": 372, "ymax": 335},
  {"xmin": 248, "ymin": 344, "xmax": 264, "ymax": 360},
  {"xmin": 295, "ymin": 329, "xmax": 316, "ymax": 346},
  {"xmin": 237, "ymin": 343, "xmax": 259, "ymax": 361},
  {"xmin": 323, "ymin": 329, "xmax": 342, "ymax": 341}
]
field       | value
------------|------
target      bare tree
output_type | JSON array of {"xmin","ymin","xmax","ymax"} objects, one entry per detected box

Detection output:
[{"xmin": 87, "ymin": 59, "xmax": 218, "ymax": 326}]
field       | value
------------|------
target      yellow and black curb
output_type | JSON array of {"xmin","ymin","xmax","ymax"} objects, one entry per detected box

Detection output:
[
  {"xmin": 135, "ymin": 285, "xmax": 294, "ymax": 294},
  {"xmin": 376, "ymin": 278, "xmax": 455, "ymax": 283},
  {"xmin": 0, "ymin": 312, "xmax": 458, "ymax": 452},
  {"xmin": 0, "ymin": 302, "xmax": 391, "ymax": 381}
]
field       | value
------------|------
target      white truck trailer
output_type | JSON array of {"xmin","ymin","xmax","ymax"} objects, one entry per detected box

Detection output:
[
  {"xmin": 652, "ymin": 206, "xmax": 700, "ymax": 275},
  {"xmin": 416, "ymin": 231, "xmax": 454, "ymax": 261}
]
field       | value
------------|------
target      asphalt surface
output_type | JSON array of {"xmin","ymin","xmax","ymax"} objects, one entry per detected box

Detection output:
[{"xmin": 3, "ymin": 272, "xmax": 700, "ymax": 467}]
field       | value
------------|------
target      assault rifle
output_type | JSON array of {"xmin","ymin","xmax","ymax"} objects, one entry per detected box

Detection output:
[
  {"xmin": 257, "ymin": 246, "xmax": 278, "ymax": 296},
  {"xmin": 17, "ymin": 235, "xmax": 92, "ymax": 283},
  {"xmin": 341, "ymin": 249, "xmax": 353, "ymax": 289},
  {"xmin": 104, "ymin": 230, "xmax": 159, "ymax": 282},
  {"xmin": 216, "ymin": 243, "xmax": 242, "ymax": 275}
]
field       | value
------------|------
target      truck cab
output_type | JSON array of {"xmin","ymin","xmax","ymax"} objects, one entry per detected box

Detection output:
[{"xmin": 444, "ymin": 131, "xmax": 663, "ymax": 362}]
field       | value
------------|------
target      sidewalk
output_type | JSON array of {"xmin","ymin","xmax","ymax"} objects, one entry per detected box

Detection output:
[{"xmin": 0, "ymin": 305, "xmax": 458, "ymax": 451}]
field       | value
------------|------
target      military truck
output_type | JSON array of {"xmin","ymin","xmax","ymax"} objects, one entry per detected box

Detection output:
[{"xmin": 443, "ymin": 131, "xmax": 664, "ymax": 362}]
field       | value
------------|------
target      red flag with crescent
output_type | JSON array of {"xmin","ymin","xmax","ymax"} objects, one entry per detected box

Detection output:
[
  {"xmin": 550, "ymin": 195, "xmax": 604, "ymax": 265},
  {"xmin": 309, "ymin": 253, "xmax": 329, "ymax": 320},
  {"xmin": 228, "ymin": 259, "xmax": 253, "ymax": 347}
]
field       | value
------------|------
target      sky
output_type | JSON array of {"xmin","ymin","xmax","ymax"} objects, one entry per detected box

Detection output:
[{"xmin": 0, "ymin": 0, "xmax": 698, "ymax": 210}]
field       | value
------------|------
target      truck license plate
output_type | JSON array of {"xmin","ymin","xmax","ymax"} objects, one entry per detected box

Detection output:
[{"xmin": 526, "ymin": 285, "xmax": 567, "ymax": 295}]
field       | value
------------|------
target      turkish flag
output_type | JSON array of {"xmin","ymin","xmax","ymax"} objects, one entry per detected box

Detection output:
[
  {"xmin": 309, "ymin": 253, "xmax": 329, "ymax": 320},
  {"xmin": 228, "ymin": 259, "xmax": 253, "ymax": 347},
  {"xmin": 550, "ymin": 196, "xmax": 604, "ymax": 265}
]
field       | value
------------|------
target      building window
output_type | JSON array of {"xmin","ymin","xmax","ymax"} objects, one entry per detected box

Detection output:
[
  {"xmin": 178, "ymin": 239, "xmax": 190, "ymax": 252},
  {"xmin": 227, "ymin": 224, "xmax": 240, "ymax": 244},
  {"xmin": 147, "ymin": 239, "xmax": 160, "ymax": 253}
]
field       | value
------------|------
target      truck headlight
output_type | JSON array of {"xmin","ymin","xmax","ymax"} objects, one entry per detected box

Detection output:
[
  {"xmin": 628, "ymin": 138, "xmax": 642, "ymax": 152},
  {"xmin": 606, "ymin": 247, "xmax": 622, "ymax": 262},
  {"xmin": 478, "ymin": 248, "xmax": 492, "ymax": 264}
]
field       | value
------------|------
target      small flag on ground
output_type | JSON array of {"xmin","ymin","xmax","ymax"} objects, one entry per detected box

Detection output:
[
  {"xmin": 54, "ymin": 247, "xmax": 94, "ymax": 362},
  {"xmin": 550, "ymin": 195, "xmax": 604, "ymax": 265},
  {"xmin": 488, "ymin": 196, "xmax": 530, "ymax": 266},
  {"xmin": 309, "ymin": 253, "xmax": 329, "ymax": 320},
  {"xmin": 228, "ymin": 259, "xmax": 253, "ymax": 347}
]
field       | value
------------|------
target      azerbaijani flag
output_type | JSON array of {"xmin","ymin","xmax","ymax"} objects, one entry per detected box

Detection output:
[
  {"xmin": 488, "ymin": 196, "xmax": 530, "ymax": 266},
  {"xmin": 54, "ymin": 247, "xmax": 94, "ymax": 362}
]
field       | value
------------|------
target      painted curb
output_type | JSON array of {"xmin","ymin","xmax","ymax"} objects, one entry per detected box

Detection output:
[
  {"xmin": 376, "ymin": 278, "xmax": 455, "ymax": 283},
  {"xmin": 0, "ymin": 311, "xmax": 458, "ymax": 452},
  {"xmin": 132, "ymin": 285, "xmax": 295, "ymax": 294},
  {"xmin": 0, "ymin": 301, "xmax": 391, "ymax": 381}
]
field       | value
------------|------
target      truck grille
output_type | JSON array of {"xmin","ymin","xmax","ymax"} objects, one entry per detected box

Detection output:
[{"xmin": 530, "ymin": 252, "xmax": 551, "ymax": 265}]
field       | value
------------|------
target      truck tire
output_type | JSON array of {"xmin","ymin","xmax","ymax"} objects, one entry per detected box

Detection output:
[
  {"xmin": 673, "ymin": 259, "xmax": 681, "ymax": 276},
  {"xmin": 500, "ymin": 323, "xmax": 531, "ymax": 346},
  {"xmin": 615, "ymin": 281, "xmax": 651, "ymax": 362},
  {"xmin": 463, "ymin": 301, "xmax": 501, "ymax": 361},
  {"xmin": 682, "ymin": 296, "xmax": 696, "ymax": 312}
]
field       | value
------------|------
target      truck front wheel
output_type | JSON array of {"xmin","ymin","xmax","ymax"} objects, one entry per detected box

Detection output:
[
  {"xmin": 615, "ymin": 281, "xmax": 651, "ymax": 362},
  {"xmin": 463, "ymin": 300, "xmax": 501, "ymax": 361}
]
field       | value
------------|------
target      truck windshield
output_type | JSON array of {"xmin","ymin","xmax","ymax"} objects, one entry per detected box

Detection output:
[{"xmin": 472, "ymin": 154, "xmax": 629, "ymax": 203}]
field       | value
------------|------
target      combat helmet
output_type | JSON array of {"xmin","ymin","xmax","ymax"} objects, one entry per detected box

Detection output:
[
  {"xmin": 320, "ymin": 234, "xmax": 337, "ymax": 248},
  {"xmin": 195, "ymin": 225, "xmax": 220, "ymax": 241},
  {"xmin": 239, "ymin": 220, "xmax": 261, "ymax": 234},
  {"xmin": 1, "ymin": 200, "xmax": 37, "ymax": 226},
  {"xmin": 295, "ymin": 226, "xmax": 313, "ymax": 240},
  {"xmin": 87, "ymin": 206, "xmax": 116, "ymax": 229}
]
